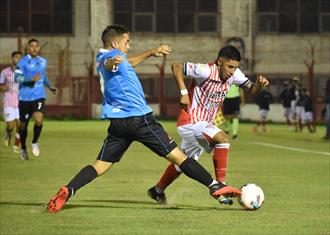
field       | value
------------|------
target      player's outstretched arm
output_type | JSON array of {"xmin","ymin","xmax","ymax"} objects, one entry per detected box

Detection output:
[
  {"xmin": 128, "ymin": 44, "xmax": 172, "ymax": 68},
  {"xmin": 171, "ymin": 63, "xmax": 190, "ymax": 111}
]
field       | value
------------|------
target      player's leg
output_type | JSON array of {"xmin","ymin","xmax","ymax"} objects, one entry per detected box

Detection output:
[
  {"xmin": 31, "ymin": 111, "xmax": 43, "ymax": 157},
  {"xmin": 166, "ymin": 148, "xmax": 240, "ymax": 199},
  {"xmin": 4, "ymin": 121, "xmax": 15, "ymax": 146},
  {"xmin": 48, "ymin": 120, "xmax": 132, "ymax": 213},
  {"xmin": 30, "ymin": 99, "xmax": 46, "ymax": 157},
  {"xmin": 3, "ymin": 107, "xmax": 17, "ymax": 146},
  {"xmin": 138, "ymin": 115, "xmax": 240, "ymax": 203},
  {"xmin": 18, "ymin": 101, "xmax": 31, "ymax": 160},
  {"xmin": 148, "ymin": 135, "xmax": 202, "ymax": 204},
  {"xmin": 13, "ymin": 118, "xmax": 21, "ymax": 153},
  {"xmin": 232, "ymin": 116, "xmax": 239, "ymax": 139}
]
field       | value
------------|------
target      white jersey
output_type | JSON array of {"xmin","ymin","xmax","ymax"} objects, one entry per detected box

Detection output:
[{"xmin": 177, "ymin": 63, "xmax": 251, "ymax": 126}]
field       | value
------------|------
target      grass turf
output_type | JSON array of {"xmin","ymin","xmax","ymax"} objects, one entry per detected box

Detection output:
[{"xmin": 0, "ymin": 120, "xmax": 329, "ymax": 235}]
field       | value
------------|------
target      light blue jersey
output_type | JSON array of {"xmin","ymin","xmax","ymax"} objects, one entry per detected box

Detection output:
[
  {"xmin": 96, "ymin": 49, "xmax": 152, "ymax": 118},
  {"xmin": 14, "ymin": 55, "xmax": 51, "ymax": 101}
]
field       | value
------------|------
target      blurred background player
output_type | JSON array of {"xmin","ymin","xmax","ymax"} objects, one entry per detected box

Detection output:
[
  {"xmin": 279, "ymin": 81, "xmax": 292, "ymax": 129},
  {"xmin": 0, "ymin": 51, "xmax": 22, "ymax": 153},
  {"xmin": 289, "ymin": 77, "xmax": 300, "ymax": 131},
  {"xmin": 301, "ymin": 88, "xmax": 315, "ymax": 133},
  {"xmin": 323, "ymin": 79, "xmax": 330, "ymax": 139},
  {"xmin": 222, "ymin": 84, "xmax": 245, "ymax": 140},
  {"xmin": 47, "ymin": 25, "xmax": 241, "ymax": 213},
  {"xmin": 295, "ymin": 84, "xmax": 304, "ymax": 132},
  {"xmin": 148, "ymin": 45, "xmax": 269, "ymax": 205},
  {"xmin": 253, "ymin": 86, "xmax": 273, "ymax": 132},
  {"xmin": 14, "ymin": 39, "xmax": 58, "ymax": 160}
]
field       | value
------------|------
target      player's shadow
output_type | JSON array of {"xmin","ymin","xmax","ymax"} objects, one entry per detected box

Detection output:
[{"xmin": 0, "ymin": 200, "xmax": 241, "ymax": 212}]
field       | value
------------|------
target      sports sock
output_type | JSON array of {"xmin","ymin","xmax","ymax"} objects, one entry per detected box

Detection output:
[
  {"xmin": 213, "ymin": 143, "xmax": 230, "ymax": 183},
  {"xmin": 20, "ymin": 122, "xmax": 28, "ymax": 150},
  {"xmin": 67, "ymin": 165, "xmax": 98, "ymax": 197},
  {"xmin": 32, "ymin": 124, "xmax": 43, "ymax": 143},
  {"xmin": 232, "ymin": 118, "xmax": 239, "ymax": 136},
  {"xmin": 156, "ymin": 163, "xmax": 181, "ymax": 191},
  {"xmin": 179, "ymin": 158, "xmax": 213, "ymax": 187}
]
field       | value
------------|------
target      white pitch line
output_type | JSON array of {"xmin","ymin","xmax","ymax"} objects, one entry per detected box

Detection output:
[{"xmin": 252, "ymin": 142, "xmax": 330, "ymax": 156}]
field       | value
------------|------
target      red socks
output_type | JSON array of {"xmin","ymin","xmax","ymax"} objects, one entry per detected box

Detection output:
[
  {"xmin": 156, "ymin": 163, "xmax": 181, "ymax": 190},
  {"xmin": 213, "ymin": 143, "xmax": 230, "ymax": 183}
]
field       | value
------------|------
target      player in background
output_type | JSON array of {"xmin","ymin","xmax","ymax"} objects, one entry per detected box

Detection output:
[
  {"xmin": 14, "ymin": 39, "xmax": 58, "ymax": 160},
  {"xmin": 0, "ymin": 51, "xmax": 22, "ymax": 153},
  {"xmin": 47, "ymin": 25, "xmax": 241, "ymax": 213},
  {"xmin": 289, "ymin": 77, "xmax": 300, "ymax": 131},
  {"xmin": 295, "ymin": 84, "xmax": 305, "ymax": 132},
  {"xmin": 147, "ymin": 45, "xmax": 269, "ymax": 205},
  {"xmin": 279, "ymin": 81, "xmax": 293, "ymax": 129},
  {"xmin": 222, "ymin": 84, "xmax": 245, "ymax": 140},
  {"xmin": 301, "ymin": 88, "xmax": 315, "ymax": 133},
  {"xmin": 253, "ymin": 86, "xmax": 273, "ymax": 133}
]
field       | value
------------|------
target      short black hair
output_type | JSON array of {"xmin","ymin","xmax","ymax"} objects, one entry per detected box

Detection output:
[
  {"xmin": 28, "ymin": 38, "xmax": 39, "ymax": 45},
  {"xmin": 101, "ymin": 25, "xmax": 129, "ymax": 47},
  {"xmin": 11, "ymin": 51, "xmax": 22, "ymax": 57},
  {"xmin": 218, "ymin": 45, "xmax": 241, "ymax": 61}
]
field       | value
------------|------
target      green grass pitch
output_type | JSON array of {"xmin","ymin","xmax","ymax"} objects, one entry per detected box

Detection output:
[{"xmin": 0, "ymin": 120, "xmax": 329, "ymax": 235}]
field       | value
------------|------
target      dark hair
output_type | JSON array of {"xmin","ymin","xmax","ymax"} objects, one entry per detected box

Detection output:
[
  {"xmin": 28, "ymin": 38, "xmax": 39, "ymax": 45},
  {"xmin": 11, "ymin": 51, "xmax": 22, "ymax": 57},
  {"xmin": 218, "ymin": 45, "xmax": 241, "ymax": 61},
  {"xmin": 101, "ymin": 25, "xmax": 129, "ymax": 47}
]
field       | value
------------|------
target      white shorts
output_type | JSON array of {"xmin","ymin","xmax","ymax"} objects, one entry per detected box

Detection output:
[
  {"xmin": 177, "ymin": 122, "xmax": 222, "ymax": 161},
  {"xmin": 259, "ymin": 109, "xmax": 268, "ymax": 119},
  {"xmin": 296, "ymin": 106, "xmax": 305, "ymax": 119},
  {"xmin": 303, "ymin": 111, "xmax": 313, "ymax": 123},
  {"xmin": 3, "ymin": 107, "xmax": 19, "ymax": 122}
]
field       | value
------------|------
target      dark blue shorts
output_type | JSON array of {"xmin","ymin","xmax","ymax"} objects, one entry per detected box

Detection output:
[
  {"xmin": 223, "ymin": 97, "xmax": 240, "ymax": 115},
  {"xmin": 97, "ymin": 113, "xmax": 177, "ymax": 163}
]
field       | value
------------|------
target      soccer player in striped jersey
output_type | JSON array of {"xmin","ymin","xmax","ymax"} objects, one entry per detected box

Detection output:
[
  {"xmin": 47, "ymin": 25, "xmax": 241, "ymax": 213},
  {"xmin": 148, "ymin": 45, "xmax": 269, "ymax": 205},
  {"xmin": 14, "ymin": 39, "xmax": 58, "ymax": 160},
  {"xmin": 0, "ymin": 51, "xmax": 22, "ymax": 153}
]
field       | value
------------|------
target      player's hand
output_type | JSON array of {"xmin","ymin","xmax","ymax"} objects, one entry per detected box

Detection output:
[
  {"xmin": 32, "ymin": 73, "xmax": 41, "ymax": 81},
  {"xmin": 105, "ymin": 55, "xmax": 124, "ymax": 71},
  {"xmin": 180, "ymin": 94, "xmax": 190, "ymax": 112},
  {"xmin": 151, "ymin": 45, "xmax": 172, "ymax": 57},
  {"xmin": 49, "ymin": 87, "xmax": 59, "ymax": 95},
  {"xmin": 256, "ymin": 75, "xmax": 269, "ymax": 86}
]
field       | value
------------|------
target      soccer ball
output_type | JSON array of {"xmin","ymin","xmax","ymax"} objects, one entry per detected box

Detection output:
[{"xmin": 238, "ymin": 183, "xmax": 264, "ymax": 210}]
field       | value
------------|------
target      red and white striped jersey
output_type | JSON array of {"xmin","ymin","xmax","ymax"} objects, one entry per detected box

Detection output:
[
  {"xmin": 177, "ymin": 63, "xmax": 251, "ymax": 126},
  {"xmin": 0, "ymin": 67, "xmax": 19, "ymax": 108}
]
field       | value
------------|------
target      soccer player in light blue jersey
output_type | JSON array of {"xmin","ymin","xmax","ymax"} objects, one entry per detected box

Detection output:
[
  {"xmin": 14, "ymin": 39, "xmax": 58, "ymax": 160},
  {"xmin": 48, "ymin": 25, "xmax": 241, "ymax": 213}
]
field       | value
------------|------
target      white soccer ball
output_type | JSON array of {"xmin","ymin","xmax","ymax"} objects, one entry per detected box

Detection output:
[{"xmin": 238, "ymin": 183, "xmax": 264, "ymax": 210}]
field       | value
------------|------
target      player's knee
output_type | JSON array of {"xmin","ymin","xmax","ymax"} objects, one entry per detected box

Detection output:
[
  {"xmin": 92, "ymin": 160, "xmax": 112, "ymax": 176},
  {"xmin": 213, "ymin": 131, "xmax": 230, "ymax": 144}
]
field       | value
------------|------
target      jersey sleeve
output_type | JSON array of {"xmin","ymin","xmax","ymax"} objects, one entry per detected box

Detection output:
[
  {"xmin": 183, "ymin": 62, "xmax": 211, "ymax": 86},
  {"xmin": 232, "ymin": 68, "xmax": 251, "ymax": 87}
]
